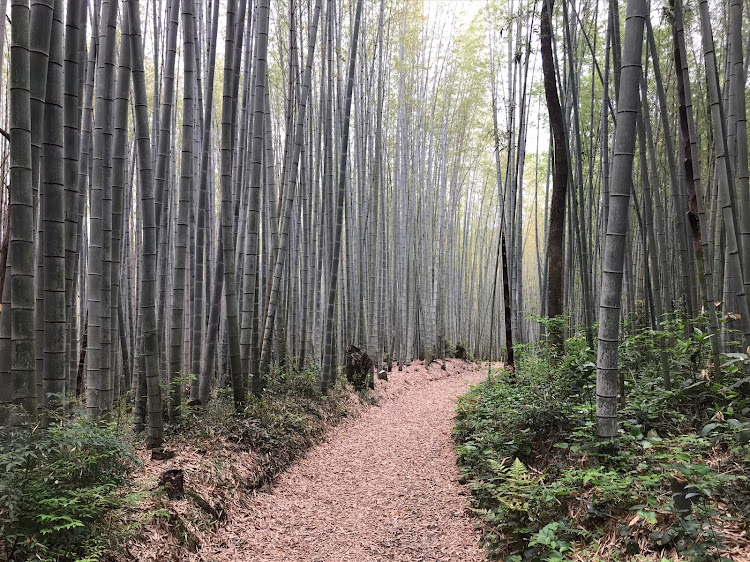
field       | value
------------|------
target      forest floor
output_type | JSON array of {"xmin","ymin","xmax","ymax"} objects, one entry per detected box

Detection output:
[
  {"xmin": 454, "ymin": 353, "xmax": 750, "ymax": 562},
  {"xmin": 130, "ymin": 359, "xmax": 488, "ymax": 561}
]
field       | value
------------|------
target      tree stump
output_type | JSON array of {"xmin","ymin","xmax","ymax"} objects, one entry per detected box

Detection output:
[
  {"xmin": 346, "ymin": 345, "xmax": 373, "ymax": 391},
  {"xmin": 158, "ymin": 468, "xmax": 185, "ymax": 499}
]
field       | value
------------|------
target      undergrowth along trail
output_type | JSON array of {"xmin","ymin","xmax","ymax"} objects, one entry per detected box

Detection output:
[
  {"xmin": 454, "ymin": 332, "xmax": 750, "ymax": 562},
  {"xmin": 175, "ymin": 359, "xmax": 487, "ymax": 562}
]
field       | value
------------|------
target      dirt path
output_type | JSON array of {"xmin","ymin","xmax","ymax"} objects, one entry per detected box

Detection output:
[{"xmin": 199, "ymin": 360, "xmax": 487, "ymax": 561}]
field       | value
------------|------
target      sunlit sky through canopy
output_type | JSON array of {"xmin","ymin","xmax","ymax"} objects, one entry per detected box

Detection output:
[{"xmin": 424, "ymin": 0, "xmax": 551, "ymax": 156}]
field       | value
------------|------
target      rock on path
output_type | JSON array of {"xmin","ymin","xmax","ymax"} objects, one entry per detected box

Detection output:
[{"xmin": 200, "ymin": 359, "xmax": 487, "ymax": 562}]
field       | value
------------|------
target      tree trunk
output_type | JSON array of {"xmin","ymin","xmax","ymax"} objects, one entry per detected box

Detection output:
[
  {"xmin": 128, "ymin": 0, "xmax": 163, "ymax": 447},
  {"xmin": 540, "ymin": 0, "xmax": 568, "ymax": 354},
  {"xmin": 596, "ymin": 0, "xmax": 647, "ymax": 439}
]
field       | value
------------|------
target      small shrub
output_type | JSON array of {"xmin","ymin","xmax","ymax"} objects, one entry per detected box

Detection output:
[
  {"xmin": 0, "ymin": 418, "xmax": 137, "ymax": 561},
  {"xmin": 228, "ymin": 366, "xmax": 349, "ymax": 487}
]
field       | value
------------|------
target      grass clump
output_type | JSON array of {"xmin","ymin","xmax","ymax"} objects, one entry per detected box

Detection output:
[
  {"xmin": 233, "ymin": 367, "xmax": 351, "ymax": 486},
  {"xmin": 454, "ymin": 322, "xmax": 750, "ymax": 561},
  {"xmin": 172, "ymin": 365, "xmax": 351, "ymax": 489},
  {"xmin": 0, "ymin": 417, "xmax": 137, "ymax": 562}
]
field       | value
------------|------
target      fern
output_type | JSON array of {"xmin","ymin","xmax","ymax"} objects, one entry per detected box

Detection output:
[{"xmin": 509, "ymin": 458, "xmax": 529, "ymax": 480}]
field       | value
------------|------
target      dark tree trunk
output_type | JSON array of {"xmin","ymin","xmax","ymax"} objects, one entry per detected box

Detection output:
[
  {"xmin": 501, "ymin": 232, "xmax": 514, "ymax": 369},
  {"xmin": 540, "ymin": 0, "xmax": 568, "ymax": 353}
]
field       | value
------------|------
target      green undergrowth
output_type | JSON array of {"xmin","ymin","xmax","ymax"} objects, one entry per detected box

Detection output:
[
  {"xmin": 132, "ymin": 366, "xmax": 352, "ymax": 557},
  {"xmin": 175, "ymin": 366, "xmax": 351, "ymax": 489},
  {"xmin": 0, "ymin": 367, "xmax": 351, "ymax": 561},
  {"xmin": 0, "ymin": 417, "xmax": 139, "ymax": 562},
  {"xmin": 454, "ymin": 322, "xmax": 750, "ymax": 561}
]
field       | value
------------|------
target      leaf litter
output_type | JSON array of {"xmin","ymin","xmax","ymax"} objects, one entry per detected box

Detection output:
[{"xmin": 127, "ymin": 359, "xmax": 487, "ymax": 561}]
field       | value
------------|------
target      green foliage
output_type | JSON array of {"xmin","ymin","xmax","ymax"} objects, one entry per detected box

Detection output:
[
  {"xmin": 180, "ymin": 365, "xmax": 350, "ymax": 489},
  {"xmin": 0, "ymin": 419, "xmax": 137, "ymax": 561},
  {"xmin": 528, "ymin": 521, "xmax": 585, "ymax": 561},
  {"xmin": 455, "ymin": 322, "xmax": 750, "ymax": 560}
]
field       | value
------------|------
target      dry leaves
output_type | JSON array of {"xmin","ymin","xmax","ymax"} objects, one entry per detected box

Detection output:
[{"xmin": 129, "ymin": 359, "xmax": 488, "ymax": 561}]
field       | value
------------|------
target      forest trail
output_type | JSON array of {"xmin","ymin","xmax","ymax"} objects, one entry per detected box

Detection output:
[{"xmin": 199, "ymin": 359, "xmax": 487, "ymax": 561}]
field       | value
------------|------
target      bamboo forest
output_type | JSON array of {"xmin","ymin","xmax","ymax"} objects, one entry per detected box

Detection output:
[{"xmin": 1, "ymin": 0, "xmax": 750, "ymax": 559}]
